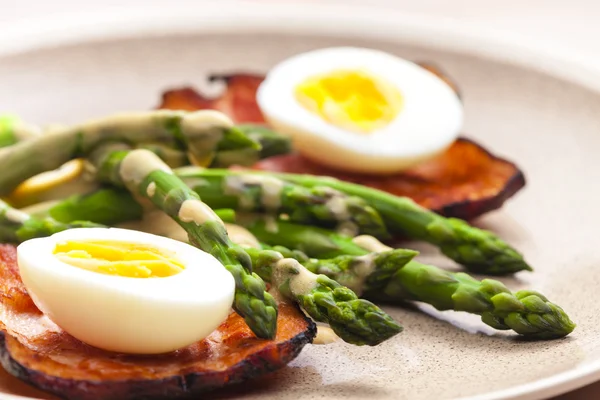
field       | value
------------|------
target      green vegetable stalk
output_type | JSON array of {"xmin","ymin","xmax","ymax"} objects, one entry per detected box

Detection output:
[
  {"xmin": 254, "ymin": 238, "xmax": 575, "ymax": 339},
  {"xmin": 0, "ymin": 110, "xmax": 258, "ymax": 196},
  {"xmin": 176, "ymin": 168, "xmax": 388, "ymax": 237},
  {"xmin": 89, "ymin": 147, "xmax": 278, "ymax": 340},
  {"xmin": 248, "ymin": 248, "xmax": 404, "ymax": 345}
]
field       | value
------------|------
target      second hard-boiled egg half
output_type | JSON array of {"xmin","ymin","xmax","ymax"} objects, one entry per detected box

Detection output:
[
  {"xmin": 257, "ymin": 47, "xmax": 464, "ymax": 174},
  {"xmin": 17, "ymin": 228, "xmax": 234, "ymax": 354}
]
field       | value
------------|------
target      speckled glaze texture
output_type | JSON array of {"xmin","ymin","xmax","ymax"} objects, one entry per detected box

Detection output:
[{"xmin": 0, "ymin": 33, "xmax": 599, "ymax": 400}]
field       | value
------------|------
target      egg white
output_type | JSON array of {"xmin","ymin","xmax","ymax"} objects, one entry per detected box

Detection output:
[
  {"xmin": 17, "ymin": 228, "xmax": 234, "ymax": 354},
  {"xmin": 256, "ymin": 47, "xmax": 464, "ymax": 174}
]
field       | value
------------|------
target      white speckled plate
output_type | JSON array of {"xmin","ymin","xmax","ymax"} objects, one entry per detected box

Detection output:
[{"xmin": 1, "ymin": 3, "xmax": 600, "ymax": 400}]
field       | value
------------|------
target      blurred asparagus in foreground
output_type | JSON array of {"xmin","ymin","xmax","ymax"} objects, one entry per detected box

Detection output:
[{"xmin": 0, "ymin": 110, "xmax": 259, "ymax": 195}]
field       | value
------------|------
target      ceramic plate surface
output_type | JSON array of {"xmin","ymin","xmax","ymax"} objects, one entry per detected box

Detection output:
[{"xmin": 0, "ymin": 4, "xmax": 599, "ymax": 400}]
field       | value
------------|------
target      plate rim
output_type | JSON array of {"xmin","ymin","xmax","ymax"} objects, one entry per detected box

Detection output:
[{"xmin": 0, "ymin": 3, "xmax": 598, "ymax": 400}]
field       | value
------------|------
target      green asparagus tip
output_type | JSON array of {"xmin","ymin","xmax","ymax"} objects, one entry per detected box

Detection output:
[
  {"xmin": 307, "ymin": 275, "xmax": 403, "ymax": 346},
  {"xmin": 220, "ymin": 126, "xmax": 262, "ymax": 151},
  {"xmin": 432, "ymin": 218, "xmax": 533, "ymax": 275},
  {"xmin": 498, "ymin": 290, "xmax": 576, "ymax": 340}
]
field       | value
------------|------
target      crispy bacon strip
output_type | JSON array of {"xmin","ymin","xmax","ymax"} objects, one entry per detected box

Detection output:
[
  {"xmin": 0, "ymin": 245, "xmax": 315, "ymax": 400},
  {"xmin": 157, "ymin": 66, "xmax": 525, "ymax": 220},
  {"xmin": 159, "ymin": 74, "xmax": 265, "ymax": 123}
]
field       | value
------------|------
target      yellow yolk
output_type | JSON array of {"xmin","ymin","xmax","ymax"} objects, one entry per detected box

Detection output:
[
  {"xmin": 294, "ymin": 69, "xmax": 403, "ymax": 133},
  {"xmin": 53, "ymin": 240, "xmax": 185, "ymax": 278}
]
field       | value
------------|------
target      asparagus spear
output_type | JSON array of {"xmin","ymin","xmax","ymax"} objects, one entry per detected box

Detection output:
[
  {"xmin": 249, "ymin": 245, "xmax": 418, "ymax": 295},
  {"xmin": 44, "ymin": 188, "xmax": 237, "ymax": 225},
  {"xmin": 134, "ymin": 143, "xmax": 189, "ymax": 168},
  {"xmin": 281, "ymin": 173, "xmax": 531, "ymax": 275},
  {"xmin": 202, "ymin": 168, "xmax": 530, "ymax": 275},
  {"xmin": 368, "ymin": 261, "xmax": 574, "ymax": 339},
  {"xmin": 0, "ymin": 110, "xmax": 258, "ymax": 196},
  {"xmin": 176, "ymin": 168, "xmax": 388, "ymax": 237},
  {"xmin": 211, "ymin": 124, "xmax": 292, "ymax": 167},
  {"xmin": 0, "ymin": 199, "xmax": 101, "ymax": 243},
  {"xmin": 89, "ymin": 147, "xmax": 278, "ymax": 339},
  {"xmin": 247, "ymin": 248, "xmax": 403, "ymax": 345},
  {"xmin": 48, "ymin": 188, "xmax": 144, "ymax": 225},
  {"xmin": 242, "ymin": 217, "xmax": 368, "ymax": 258},
  {"xmin": 35, "ymin": 175, "xmax": 389, "ymax": 240},
  {"xmin": 255, "ymin": 241, "xmax": 574, "ymax": 339}
]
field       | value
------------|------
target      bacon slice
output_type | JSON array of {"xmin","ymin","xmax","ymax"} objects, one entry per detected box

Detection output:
[
  {"xmin": 157, "ymin": 66, "xmax": 525, "ymax": 220},
  {"xmin": 159, "ymin": 74, "xmax": 265, "ymax": 123},
  {"xmin": 0, "ymin": 245, "xmax": 315, "ymax": 400}
]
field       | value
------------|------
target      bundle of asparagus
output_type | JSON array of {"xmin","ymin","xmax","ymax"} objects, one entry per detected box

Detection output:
[{"xmin": 0, "ymin": 110, "xmax": 575, "ymax": 345}]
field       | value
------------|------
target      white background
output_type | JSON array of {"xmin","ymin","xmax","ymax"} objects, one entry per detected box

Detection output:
[{"xmin": 2, "ymin": 0, "xmax": 600, "ymax": 64}]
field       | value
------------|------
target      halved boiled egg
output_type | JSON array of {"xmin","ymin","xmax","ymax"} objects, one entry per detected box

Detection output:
[
  {"xmin": 17, "ymin": 228, "xmax": 234, "ymax": 354},
  {"xmin": 256, "ymin": 47, "xmax": 464, "ymax": 174}
]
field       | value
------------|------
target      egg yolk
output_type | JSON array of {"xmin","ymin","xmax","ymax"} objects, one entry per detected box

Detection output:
[
  {"xmin": 294, "ymin": 69, "xmax": 403, "ymax": 133},
  {"xmin": 53, "ymin": 240, "xmax": 185, "ymax": 278}
]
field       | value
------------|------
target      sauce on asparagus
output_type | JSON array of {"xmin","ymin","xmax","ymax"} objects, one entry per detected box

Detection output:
[
  {"xmin": 224, "ymin": 224, "xmax": 261, "ymax": 249},
  {"xmin": 178, "ymin": 199, "xmax": 223, "ymax": 225},
  {"xmin": 146, "ymin": 182, "xmax": 156, "ymax": 197},
  {"xmin": 352, "ymin": 235, "xmax": 392, "ymax": 252},
  {"xmin": 313, "ymin": 326, "xmax": 340, "ymax": 345},
  {"xmin": 224, "ymin": 175, "xmax": 285, "ymax": 210},
  {"xmin": 120, "ymin": 150, "xmax": 173, "ymax": 188},
  {"xmin": 273, "ymin": 258, "xmax": 318, "ymax": 296},
  {"xmin": 4, "ymin": 206, "xmax": 29, "ymax": 223}
]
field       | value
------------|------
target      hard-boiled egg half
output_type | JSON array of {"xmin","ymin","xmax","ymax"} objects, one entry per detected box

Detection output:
[
  {"xmin": 257, "ymin": 47, "xmax": 464, "ymax": 174},
  {"xmin": 17, "ymin": 228, "xmax": 234, "ymax": 354}
]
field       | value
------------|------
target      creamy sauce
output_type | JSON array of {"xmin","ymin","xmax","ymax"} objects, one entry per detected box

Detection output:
[
  {"xmin": 273, "ymin": 258, "xmax": 318, "ymax": 297},
  {"xmin": 4, "ymin": 207, "xmax": 30, "ymax": 223},
  {"xmin": 119, "ymin": 150, "xmax": 173, "ymax": 188},
  {"xmin": 344, "ymin": 254, "xmax": 377, "ymax": 295},
  {"xmin": 146, "ymin": 182, "xmax": 156, "ymax": 197},
  {"xmin": 352, "ymin": 235, "xmax": 393, "ymax": 252},
  {"xmin": 336, "ymin": 221, "xmax": 359, "ymax": 237},
  {"xmin": 325, "ymin": 196, "xmax": 350, "ymax": 220},
  {"xmin": 173, "ymin": 166, "xmax": 205, "ymax": 175},
  {"xmin": 178, "ymin": 199, "xmax": 223, "ymax": 226},
  {"xmin": 224, "ymin": 223, "xmax": 261, "ymax": 249},
  {"xmin": 137, "ymin": 144, "xmax": 187, "ymax": 168},
  {"xmin": 267, "ymin": 285, "xmax": 288, "ymax": 305},
  {"xmin": 66, "ymin": 111, "xmax": 186, "ymax": 157},
  {"xmin": 264, "ymin": 215, "xmax": 279, "ymax": 233},
  {"xmin": 257, "ymin": 176, "xmax": 285, "ymax": 210},
  {"xmin": 224, "ymin": 175, "xmax": 285, "ymax": 211},
  {"xmin": 180, "ymin": 176, "xmax": 210, "ymax": 189},
  {"xmin": 313, "ymin": 326, "xmax": 340, "ymax": 345},
  {"xmin": 180, "ymin": 110, "xmax": 234, "ymax": 162}
]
